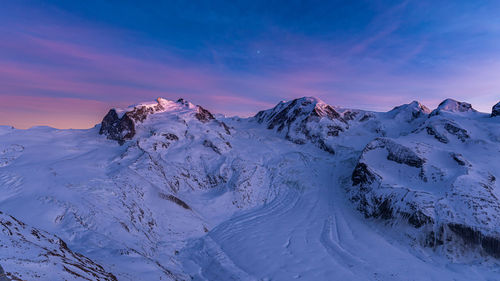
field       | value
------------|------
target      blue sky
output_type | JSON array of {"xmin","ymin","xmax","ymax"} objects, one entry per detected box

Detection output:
[{"xmin": 1, "ymin": 0, "xmax": 499, "ymax": 128}]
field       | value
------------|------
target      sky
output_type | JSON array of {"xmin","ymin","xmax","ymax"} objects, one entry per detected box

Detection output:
[{"xmin": 1, "ymin": 0, "xmax": 500, "ymax": 129}]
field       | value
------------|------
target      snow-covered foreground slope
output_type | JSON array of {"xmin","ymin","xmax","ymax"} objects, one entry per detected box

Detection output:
[
  {"xmin": 0, "ymin": 211, "xmax": 117, "ymax": 280},
  {"xmin": 0, "ymin": 97, "xmax": 499, "ymax": 280}
]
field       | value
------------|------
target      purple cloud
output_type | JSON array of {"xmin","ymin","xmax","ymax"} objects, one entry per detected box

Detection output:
[{"xmin": 1, "ymin": 2, "xmax": 499, "ymax": 129}]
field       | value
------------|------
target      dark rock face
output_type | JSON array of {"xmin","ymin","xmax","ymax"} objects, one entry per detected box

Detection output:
[
  {"xmin": 326, "ymin": 125, "xmax": 344, "ymax": 137},
  {"xmin": 451, "ymin": 153, "xmax": 470, "ymax": 166},
  {"xmin": 448, "ymin": 224, "xmax": 500, "ymax": 258},
  {"xmin": 352, "ymin": 162, "xmax": 380, "ymax": 186},
  {"xmin": 99, "ymin": 109, "xmax": 136, "ymax": 145},
  {"xmin": 203, "ymin": 140, "xmax": 221, "ymax": 154},
  {"xmin": 405, "ymin": 209, "xmax": 434, "ymax": 228},
  {"xmin": 359, "ymin": 113, "xmax": 374, "ymax": 122},
  {"xmin": 255, "ymin": 99, "xmax": 299, "ymax": 131},
  {"xmin": 195, "ymin": 106, "xmax": 215, "ymax": 123},
  {"xmin": 317, "ymin": 139, "xmax": 335, "ymax": 155},
  {"xmin": 387, "ymin": 148, "xmax": 424, "ymax": 168},
  {"xmin": 422, "ymin": 120, "xmax": 469, "ymax": 144},
  {"xmin": 342, "ymin": 110, "xmax": 358, "ymax": 121},
  {"xmin": 411, "ymin": 109, "xmax": 429, "ymax": 119},
  {"xmin": 99, "ymin": 102, "xmax": 165, "ymax": 144},
  {"xmin": 492, "ymin": 102, "xmax": 500, "ymax": 117},
  {"xmin": 128, "ymin": 102, "xmax": 164, "ymax": 122},
  {"xmin": 365, "ymin": 138, "xmax": 425, "ymax": 168},
  {"xmin": 426, "ymin": 126, "xmax": 448, "ymax": 143},
  {"xmin": 0, "ymin": 265, "xmax": 8, "ymax": 281},
  {"xmin": 162, "ymin": 133, "xmax": 179, "ymax": 141},
  {"xmin": 220, "ymin": 121, "xmax": 231, "ymax": 135},
  {"xmin": 158, "ymin": 193, "xmax": 191, "ymax": 210},
  {"xmin": 361, "ymin": 195, "xmax": 434, "ymax": 228},
  {"xmin": 481, "ymin": 234, "xmax": 500, "ymax": 258},
  {"xmin": 444, "ymin": 123, "xmax": 469, "ymax": 142}
]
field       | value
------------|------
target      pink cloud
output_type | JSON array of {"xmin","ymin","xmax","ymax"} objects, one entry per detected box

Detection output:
[
  {"xmin": 3, "ymin": 35, "xmax": 220, "ymax": 93},
  {"xmin": 1, "ymin": 8, "xmax": 499, "ymax": 130}
]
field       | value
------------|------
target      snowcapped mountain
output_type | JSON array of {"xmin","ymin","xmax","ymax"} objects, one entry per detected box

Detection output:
[
  {"xmin": 386, "ymin": 100, "xmax": 431, "ymax": 122},
  {"xmin": 350, "ymin": 101, "xmax": 500, "ymax": 259},
  {"xmin": 99, "ymin": 98, "xmax": 220, "ymax": 144},
  {"xmin": 429, "ymin": 98, "xmax": 477, "ymax": 116},
  {"xmin": 254, "ymin": 97, "xmax": 347, "ymax": 153},
  {"xmin": 0, "ymin": 96, "xmax": 499, "ymax": 280}
]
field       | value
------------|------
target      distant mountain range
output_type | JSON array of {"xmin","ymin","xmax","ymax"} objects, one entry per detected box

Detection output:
[{"xmin": 0, "ymin": 97, "xmax": 499, "ymax": 280}]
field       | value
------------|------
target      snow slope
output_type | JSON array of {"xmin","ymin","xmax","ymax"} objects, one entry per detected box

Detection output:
[
  {"xmin": 0, "ymin": 211, "xmax": 116, "ymax": 280},
  {"xmin": 0, "ymin": 97, "xmax": 499, "ymax": 280}
]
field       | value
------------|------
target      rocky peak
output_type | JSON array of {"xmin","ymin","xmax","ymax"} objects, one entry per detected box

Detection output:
[
  {"xmin": 195, "ymin": 106, "xmax": 215, "ymax": 123},
  {"xmin": 491, "ymin": 102, "xmax": 500, "ymax": 117},
  {"xmin": 254, "ymin": 97, "xmax": 347, "ymax": 154},
  {"xmin": 99, "ymin": 97, "xmax": 215, "ymax": 144},
  {"xmin": 430, "ymin": 98, "xmax": 476, "ymax": 117},
  {"xmin": 255, "ymin": 97, "xmax": 345, "ymax": 131},
  {"xmin": 175, "ymin": 98, "xmax": 196, "ymax": 108},
  {"xmin": 99, "ymin": 109, "xmax": 135, "ymax": 145}
]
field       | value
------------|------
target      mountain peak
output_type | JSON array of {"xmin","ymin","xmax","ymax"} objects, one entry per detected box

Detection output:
[
  {"xmin": 492, "ymin": 101, "xmax": 500, "ymax": 117},
  {"xmin": 386, "ymin": 100, "xmax": 430, "ymax": 122},
  {"xmin": 409, "ymin": 100, "xmax": 430, "ymax": 110},
  {"xmin": 254, "ymin": 97, "xmax": 346, "ymax": 153},
  {"xmin": 255, "ymin": 97, "xmax": 343, "ymax": 129},
  {"xmin": 113, "ymin": 97, "xmax": 196, "ymax": 118},
  {"xmin": 99, "ymin": 97, "xmax": 214, "ymax": 144},
  {"xmin": 389, "ymin": 101, "xmax": 430, "ymax": 114},
  {"xmin": 430, "ymin": 98, "xmax": 476, "ymax": 116},
  {"xmin": 270, "ymin": 97, "xmax": 329, "ymax": 116}
]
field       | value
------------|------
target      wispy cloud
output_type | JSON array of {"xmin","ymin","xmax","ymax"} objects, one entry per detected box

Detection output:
[{"xmin": 1, "ymin": 1, "xmax": 500, "ymax": 128}]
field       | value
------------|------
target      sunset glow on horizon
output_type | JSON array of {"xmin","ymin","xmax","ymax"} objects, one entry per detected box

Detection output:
[{"xmin": 1, "ymin": 1, "xmax": 500, "ymax": 129}]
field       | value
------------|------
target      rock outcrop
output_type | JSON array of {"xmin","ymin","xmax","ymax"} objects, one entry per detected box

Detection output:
[
  {"xmin": 492, "ymin": 102, "xmax": 500, "ymax": 117},
  {"xmin": 349, "ymin": 138, "xmax": 433, "ymax": 228},
  {"xmin": 0, "ymin": 265, "xmax": 9, "ymax": 281},
  {"xmin": 99, "ymin": 109, "xmax": 136, "ymax": 144},
  {"xmin": 422, "ymin": 119, "xmax": 470, "ymax": 144}
]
